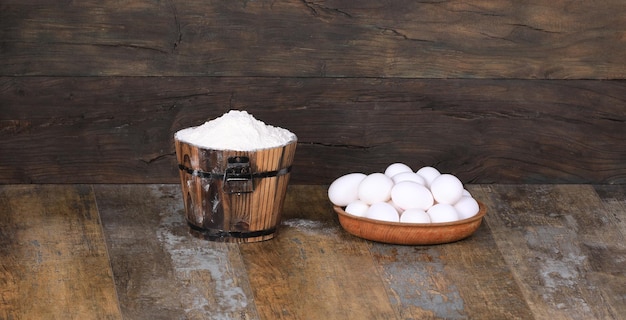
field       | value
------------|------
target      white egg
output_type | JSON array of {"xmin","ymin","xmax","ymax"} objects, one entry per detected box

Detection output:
[
  {"xmin": 400, "ymin": 208, "xmax": 431, "ymax": 223},
  {"xmin": 429, "ymin": 174, "xmax": 464, "ymax": 205},
  {"xmin": 391, "ymin": 172, "xmax": 426, "ymax": 185},
  {"xmin": 345, "ymin": 200, "xmax": 370, "ymax": 217},
  {"xmin": 384, "ymin": 163, "xmax": 413, "ymax": 177},
  {"xmin": 358, "ymin": 173, "xmax": 394, "ymax": 205},
  {"xmin": 365, "ymin": 202, "xmax": 399, "ymax": 222},
  {"xmin": 427, "ymin": 203, "xmax": 460, "ymax": 223},
  {"xmin": 416, "ymin": 166, "xmax": 441, "ymax": 188},
  {"xmin": 462, "ymin": 189, "xmax": 472, "ymax": 197},
  {"xmin": 328, "ymin": 173, "xmax": 367, "ymax": 206},
  {"xmin": 454, "ymin": 196, "xmax": 480, "ymax": 219},
  {"xmin": 390, "ymin": 181, "xmax": 434, "ymax": 211},
  {"xmin": 387, "ymin": 199, "xmax": 404, "ymax": 214}
]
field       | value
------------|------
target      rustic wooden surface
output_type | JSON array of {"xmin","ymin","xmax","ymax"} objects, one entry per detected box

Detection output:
[
  {"xmin": 0, "ymin": 185, "xmax": 122, "ymax": 319},
  {"xmin": 2, "ymin": 1, "xmax": 625, "ymax": 78},
  {"xmin": 1, "ymin": 183, "xmax": 624, "ymax": 319},
  {"xmin": 1, "ymin": 0, "xmax": 626, "ymax": 186},
  {"xmin": 1, "ymin": 77, "xmax": 625, "ymax": 185}
]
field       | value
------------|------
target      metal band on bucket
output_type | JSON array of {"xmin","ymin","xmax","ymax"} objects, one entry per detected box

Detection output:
[
  {"xmin": 187, "ymin": 223, "xmax": 277, "ymax": 239},
  {"xmin": 178, "ymin": 162, "xmax": 292, "ymax": 193},
  {"xmin": 177, "ymin": 164, "xmax": 292, "ymax": 180}
]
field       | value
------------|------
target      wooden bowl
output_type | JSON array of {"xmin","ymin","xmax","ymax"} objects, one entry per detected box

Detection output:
[{"xmin": 334, "ymin": 201, "xmax": 487, "ymax": 245}]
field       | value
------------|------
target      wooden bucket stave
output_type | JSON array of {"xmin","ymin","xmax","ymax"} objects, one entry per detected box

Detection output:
[{"xmin": 175, "ymin": 138, "xmax": 297, "ymax": 243}]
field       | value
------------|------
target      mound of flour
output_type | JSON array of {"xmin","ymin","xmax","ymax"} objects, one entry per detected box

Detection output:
[{"xmin": 175, "ymin": 110, "xmax": 296, "ymax": 151}]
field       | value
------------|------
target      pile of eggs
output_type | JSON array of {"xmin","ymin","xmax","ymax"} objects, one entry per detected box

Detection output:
[{"xmin": 328, "ymin": 163, "xmax": 480, "ymax": 223}]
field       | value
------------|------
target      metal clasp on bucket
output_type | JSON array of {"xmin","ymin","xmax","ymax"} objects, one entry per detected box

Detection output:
[{"xmin": 223, "ymin": 156, "xmax": 254, "ymax": 194}]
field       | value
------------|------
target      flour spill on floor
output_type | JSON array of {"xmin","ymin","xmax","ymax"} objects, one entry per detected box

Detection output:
[{"xmin": 151, "ymin": 185, "xmax": 253, "ymax": 319}]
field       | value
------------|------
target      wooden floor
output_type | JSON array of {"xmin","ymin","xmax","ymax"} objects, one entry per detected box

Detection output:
[{"xmin": 1, "ymin": 184, "xmax": 624, "ymax": 320}]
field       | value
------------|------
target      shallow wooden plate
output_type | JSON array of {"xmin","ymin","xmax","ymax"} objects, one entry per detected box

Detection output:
[{"xmin": 334, "ymin": 201, "xmax": 487, "ymax": 245}]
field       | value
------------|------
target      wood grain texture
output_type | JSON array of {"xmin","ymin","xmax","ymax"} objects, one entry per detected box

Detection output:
[
  {"xmin": 1, "ymin": 0, "xmax": 625, "ymax": 186},
  {"xmin": 240, "ymin": 185, "xmax": 399, "ymax": 320},
  {"xmin": 1, "ymin": 184, "xmax": 625, "ymax": 319},
  {"xmin": 368, "ymin": 222, "xmax": 534, "ymax": 319},
  {"xmin": 1, "ymin": 77, "xmax": 625, "ymax": 185},
  {"xmin": 0, "ymin": 185, "xmax": 122, "ymax": 320},
  {"xmin": 2, "ymin": 0, "xmax": 625, "ymax": 78},
  {"xmin": 93, "ymin": 184, "xmax": 260, "ymax": 320},
  {"xmin": 591, "ymin": 184, "xmax": 626, "ymax": 318},
  {"xmin": 472, "ymin": 184, "xmax": 626, "ymax": 320},
  {"xmin": 175, "ymin": 138, "xmax": 297, "ymax": 242}
]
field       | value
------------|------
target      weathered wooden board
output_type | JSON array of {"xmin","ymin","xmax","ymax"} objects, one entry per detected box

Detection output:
[
  {"xmin": 1, "ymin": 77, "xmax": 625, "ymax": 185},
  {"xmin": 240, "ymin": 185, "xmax": 399, "ymax": 319},
  {"xmin": 2, "ymin": 0, "xmax": 625, "ymax": 78},
  {"xmin": 93, "ymin": 184, "xmax": 260, "ymax": 319},
  {"xmin": 2, "ymin": 0, "xmax": 625, "ymax": 187},
  {"xmin": 368, "ymin": 208, "xmax": 534, "ymax": 318},
  {"xmin": 591, "ymin": 184, "xmax": 626, "ymax": 318},
  {"xmin": 472, "ymin": 184, "xmax": 626, "ymax": 320},
  {"xmin": 1, "ymin": 184, "xmax": 625, "ymax": 319},
  {"xmin": 0, "ymin": 185, "xmax": 122, "ymax": 320}
]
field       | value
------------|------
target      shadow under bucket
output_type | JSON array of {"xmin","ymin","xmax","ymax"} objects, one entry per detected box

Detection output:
[{"xmin": 175, "ymin": 138, "xmax": 297, "ymax": 243}]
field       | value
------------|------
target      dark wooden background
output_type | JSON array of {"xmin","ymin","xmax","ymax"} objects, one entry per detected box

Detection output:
[{"xmin": 1, "ymin": 0, "xmax": 625, "ymax": 185}]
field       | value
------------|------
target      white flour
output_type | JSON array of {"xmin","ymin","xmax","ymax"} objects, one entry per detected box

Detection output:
[{"xmin": 175, "ymin": 110, "xmax": 296, "ymax": 151}]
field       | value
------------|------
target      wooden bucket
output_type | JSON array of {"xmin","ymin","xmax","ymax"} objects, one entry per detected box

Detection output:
[{"xmin": 175, "ymin": 138, "xmax": 297, "ymax": 243}]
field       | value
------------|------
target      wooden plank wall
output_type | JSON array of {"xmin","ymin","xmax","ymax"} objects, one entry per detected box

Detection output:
[{"xmin": 1, "ymin": 0, "xmax": 625, "ymax": 184}]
